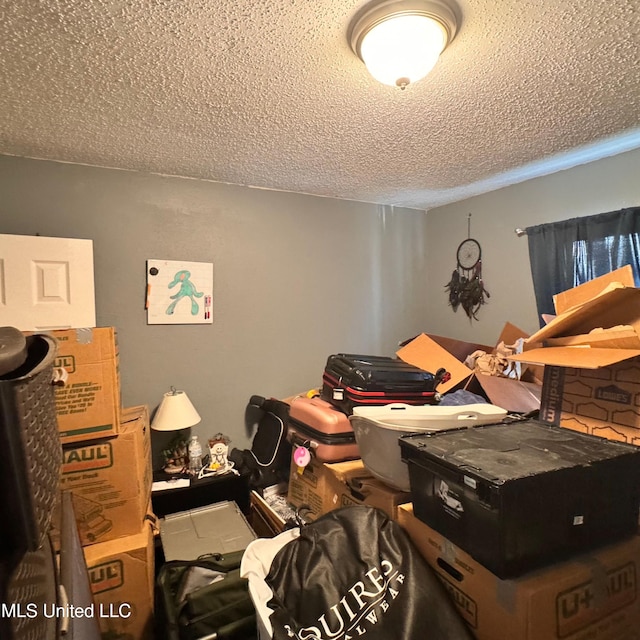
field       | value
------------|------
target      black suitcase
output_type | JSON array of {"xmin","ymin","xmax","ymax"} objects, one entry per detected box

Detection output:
[{"xmin": 320, "ymin": 353, "xmax": 449, "ymax": 414}]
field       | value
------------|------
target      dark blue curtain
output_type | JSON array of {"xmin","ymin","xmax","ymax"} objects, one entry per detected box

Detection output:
[{"xmin": 526, "ymin": 207, "xmax": 640, "ymax": 324}]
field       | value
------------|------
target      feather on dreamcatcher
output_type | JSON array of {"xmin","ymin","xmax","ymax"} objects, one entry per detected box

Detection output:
[{"xmin": 445, "ymin": 215, "xmax": 490, "ymax": 321}]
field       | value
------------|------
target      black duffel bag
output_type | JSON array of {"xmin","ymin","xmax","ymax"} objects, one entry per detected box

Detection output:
[{"xmin": 155, "ymin": 550, "xmax": 256, "ymax": 640}]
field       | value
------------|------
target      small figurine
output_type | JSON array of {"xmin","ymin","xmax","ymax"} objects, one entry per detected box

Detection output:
[{"xmin": 207, "ymin": 433, "xmax": 231, "ymax": 471}]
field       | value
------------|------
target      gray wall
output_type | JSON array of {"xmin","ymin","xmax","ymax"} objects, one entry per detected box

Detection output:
[
  {"xmin": 0, "ymin": 156, "xmax": 429, "ymax": 461},
  {"xmin": 424, "ymin": 147, "xmax": 640, "ymax": 345},
  {"xmin": 2, "ymin": 149, "xmax": 640, "ymax": 459}
]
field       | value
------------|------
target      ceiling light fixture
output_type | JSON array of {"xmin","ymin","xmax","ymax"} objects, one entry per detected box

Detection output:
[{"xmin": 349, "ymin": 0, "xmax": 458, "ymax": 89}]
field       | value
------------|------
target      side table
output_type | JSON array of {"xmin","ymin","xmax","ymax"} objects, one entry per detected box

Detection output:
[{"xmin": 151, "ymin": 470, "xmax": 251, "ymax": 518}]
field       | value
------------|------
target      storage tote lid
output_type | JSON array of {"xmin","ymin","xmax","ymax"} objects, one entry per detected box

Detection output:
[
  {"xmin": 400, "ymin": 420, "xmax": 640, "ymax": 483},
  {"xmin": 160, "ymin": 500, "xmax": 256, "ymax": 561}
]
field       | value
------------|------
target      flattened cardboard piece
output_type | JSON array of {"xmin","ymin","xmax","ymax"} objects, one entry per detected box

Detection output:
[
  {"xmin": 545, "ymin": 326, "xmax": 640, "ymax": 349},
  {"xmin": 396, "ymin": 334, "xmax": 475, "ymax": 394},
  {"xmin": 465, "ymin": 373, "xmax": 541, "ymax": 413},
  {"xmin": 511, "ymin": 346, "xmax": 640, "ymax": 369},
  {"xmin": 553, "ymin": 265, "xmax": 635, "ymax": 315},
  {"xmin": 527, "ymin": 286, "xmax": 640, "ymax": 345},
  {"xmin": 397, "ymin": 504, "xmax": 640, "ymax": 640},
  {"xmin": 495, "ymin": 321, "xmax": 529, "ymax": 348},
  {"xmin": 423, "ymin": 334, "xmax": 494, "ymax": 364}
]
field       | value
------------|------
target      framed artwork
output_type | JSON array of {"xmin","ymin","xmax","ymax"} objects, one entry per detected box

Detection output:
[{"xmin": 146, "ymin": 259, "xmax": 213, "ymax": 325}]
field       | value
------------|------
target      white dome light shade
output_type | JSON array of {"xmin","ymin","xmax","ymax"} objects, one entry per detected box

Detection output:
[
  {"xmin": 349, "ymin": 0, "xmax": 458, "ymax": 89},
  {"xmin": 360, "ymin": 14, "xmax": 447, "ymax": 87}
]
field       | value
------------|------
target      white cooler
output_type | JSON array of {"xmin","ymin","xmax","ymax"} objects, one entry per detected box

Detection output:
[{"xmin": 349, "ymin": 403, "xmax": 507, "ymax": 491}]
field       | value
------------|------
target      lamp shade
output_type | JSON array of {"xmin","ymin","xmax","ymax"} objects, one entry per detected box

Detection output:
[
  {"xmin": 151, "ymin": 388, "xmax": 201, "ymax": 431},
  {"xmin": 349, "ymin": 0, "xmax": 457, "ymax": 88}
]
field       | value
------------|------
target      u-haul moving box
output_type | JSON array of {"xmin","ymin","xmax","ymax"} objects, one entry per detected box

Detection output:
[
  {"xmin": 51, "ymin": 327, "xmax": 120, "ymax": 444},
  {"xmin": 83, "ymin": 519, "xmax": 155, "ymax": 640},
  {"xmin": 54, "ymin": 405, "xmax": 152, "ymax": 547},
  {"xmin": 398, "ymin": 504, "xmax": 640, "ymax": 640}
]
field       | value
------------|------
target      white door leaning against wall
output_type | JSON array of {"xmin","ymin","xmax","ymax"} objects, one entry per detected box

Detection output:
[{"xmin": 0, "ymin": 234, "xmax": 96, "ymax": 331}]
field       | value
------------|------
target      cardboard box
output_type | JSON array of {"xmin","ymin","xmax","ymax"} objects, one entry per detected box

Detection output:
[
  {"xmin": 398, "ymin": 326, "xmax": 542, "ymax": 413},
  {"xmin": 538, "ymin": 356, "xmax": 640, "ymax": 444},
  {"xmin": 398, "ymin": 504, "xmax": 640, "ymax": 640},
  {"xmin": 83, "ymin": 520, "xmax": 155, "ymax": 640},
  {"xmin": 396, "ymin": 333, "xmax": 486, "ymax": 394},
  {"xmin": 464, "ymin": 372, "xmax": 542, "ymax": 413},
  {"xmin": 287, "ymin": 457, "xmax": 410, "ymax": 521},
  {"xmin": 55, "ymin": 405, "xmax": 152, "ymax": 546},
  {"xmin": 51, "ymin": 327, "xmax": 121, "ymax": 444},
  {"xmin": 511, "ymin": 272, "xmax": 640, "ymax": 443}
]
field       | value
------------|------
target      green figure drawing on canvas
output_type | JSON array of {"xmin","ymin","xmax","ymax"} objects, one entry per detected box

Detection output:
[{"xmin": 166, "ymin": 270, "xmax": 204, "ymax": 315}]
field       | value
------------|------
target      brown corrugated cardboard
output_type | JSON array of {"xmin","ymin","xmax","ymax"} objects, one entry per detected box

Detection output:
[
  {"xmin": 51, "ymin": 327, "xmax": 121, "ymax": 444},
  {"xmin": 523, "ymin": 285, "xmax": 640, "ymax": 349},
  {"xmin": 54, "ymin": 405, "xmax": 152, "ymax": 547},
  {"xmin": 510, "ymin": 274, "xmax": 640, "ymax": 444},
  {"xmin": 546, "ymin": 326, "xmax": 640, "ymax": 349},
  {"xmin": 511, "ymin": 345, "xmax": 640, "ymax": 369},
  {"xmin": 398, "ymin": 504, "xmax": 640, "ymax": 640},
  {"xmin": 83, "ymin": 520, "xmax": 155, "ymax": 640},
  {"xmin": 287, "ymin": 457, "xmax": 410, "ymax": 521},
  {"xmin": 398, "ymin": 327, "xmax": 543, "ymax": 412},
  {"xmin": 553, "ymin": 265, "xmax": 635, "ymax": 316},
  {"xmin": 420, "ymin": 333, "xmax": 494, "ymax": 366},
  {"xmin": 539, "ymin": 359, "xmax": 640, "ymax": 445},
  {"xmin": 396, "ymin": 333, "xmax": 477, "ymax": 394},
  {"xmin": 464, "ymin": 373, "xmax": 542, "ymax": 413}
]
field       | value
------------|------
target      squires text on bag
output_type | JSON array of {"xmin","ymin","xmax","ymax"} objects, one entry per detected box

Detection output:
[{"xmin": 287, "ymin": 560, "xmax": 406, "ymax": 640}]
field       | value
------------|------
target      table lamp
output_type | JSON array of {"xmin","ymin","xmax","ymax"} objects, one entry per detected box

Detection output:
[{"xmin": 152, "ymin": 387, "xmax": 201, "ymax": 473}]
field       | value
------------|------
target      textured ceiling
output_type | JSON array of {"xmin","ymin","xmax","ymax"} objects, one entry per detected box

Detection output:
[{"xmin": 1, "ymin": 0, "xmax": 640, "ymax": 210}]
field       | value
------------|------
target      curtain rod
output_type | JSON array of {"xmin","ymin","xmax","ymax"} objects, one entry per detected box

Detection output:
[{"xmin": 514, "ymin": 228, "xmax": 527, "ymax": 237}]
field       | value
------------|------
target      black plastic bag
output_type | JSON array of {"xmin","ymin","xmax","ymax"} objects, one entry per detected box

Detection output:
[{"xmin": 265, "ymin": 506, "xmax": 472, "ymax": 640}]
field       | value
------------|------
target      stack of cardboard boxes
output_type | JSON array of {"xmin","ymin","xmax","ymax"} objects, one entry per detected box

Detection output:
[
  {"xmin": 51, "ymin": 327, "xmax": 155, "ymax": 640},
  {"xmin": 513, "ymin": 265, "xmax": 640, "ymax": 445},
  {"xmin": 397, "ymin": 269, "xmax": 640, "ymax": 640},
  {"xmin": 281, "ymin": 270, "xmax": 640, "ymax": 640}
]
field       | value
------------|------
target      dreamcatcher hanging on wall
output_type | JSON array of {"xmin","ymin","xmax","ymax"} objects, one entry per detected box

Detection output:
[{"xmin": 445, "ymin": 214, "xmax": 490, "ymax": 321}]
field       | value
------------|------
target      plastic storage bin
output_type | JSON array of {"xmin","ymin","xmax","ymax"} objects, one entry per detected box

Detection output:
[
  {"xmin": 399, "ymin": 419, "xmax": 640, "ymax": 578},
  {"xmin": 349, "ymin": 403, "xmax": 507, "ymax": 491},
  {"xmin": 159, "ymin": 501, "xmax": 256, "ymax": 562}
]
